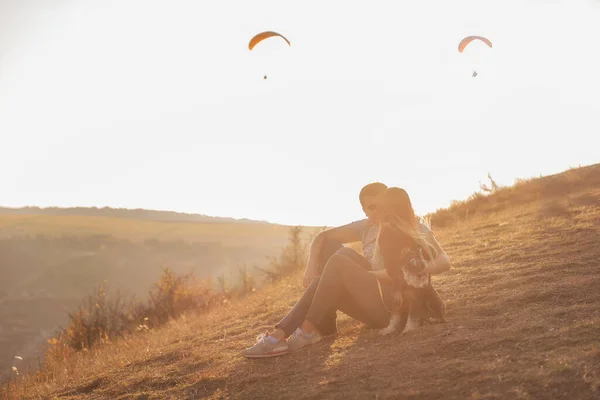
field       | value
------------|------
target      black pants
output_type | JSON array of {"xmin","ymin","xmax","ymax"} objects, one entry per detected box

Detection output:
[{"xmin": 275, "ymin": 240, "xmax": 394, "ymax": 336}]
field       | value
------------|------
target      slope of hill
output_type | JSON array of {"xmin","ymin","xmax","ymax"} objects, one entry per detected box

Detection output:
[
  {"xmin": 4, "ymin": 164, "xmax": 600, "ymax": 399},
  {"xmin": 0, "ymin": 206, "xmax": 270, "ymax": 225},
  {"xmin": 0, "ymin": 212, "xmax": 322, "ymax": 381}
]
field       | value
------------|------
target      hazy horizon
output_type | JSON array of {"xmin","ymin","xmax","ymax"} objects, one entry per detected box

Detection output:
[
  {"xmin": 0, "ymin": 159, "xmax": 595, "ymax": 227},
  {"xmin": 2, "ymin": 0, "xmax": 599, "ymax": 226}
]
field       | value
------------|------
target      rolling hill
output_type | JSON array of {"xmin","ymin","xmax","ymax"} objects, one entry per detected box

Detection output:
[
  {"xmin": 0, "ymin": 211, "xmax": 322, "ymax": 380},
  {"xmin": 3, "ymin": 163, "xmax": 600, "ymax": 399},
  {"xmin": 0, "ymin": 206, "xmax": 269, "ymax": 225}
]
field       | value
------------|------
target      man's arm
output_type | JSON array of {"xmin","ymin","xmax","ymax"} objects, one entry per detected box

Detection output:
[
  {"xmin": 368, "ymin": 269, "xmax": 392, "ymax": 283},
  {"xmin": 302, "ymin": 222, "xmax": 362, "ymax": 287}
]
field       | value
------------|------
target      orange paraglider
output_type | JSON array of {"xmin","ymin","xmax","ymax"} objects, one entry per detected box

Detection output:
[
  {"xmin": 248, "ymin": 31, "xmax": 291, "ymax": 50},
  {"xmin": 458, "ymin": 36, "xmax": 492, "ymax": 53}
]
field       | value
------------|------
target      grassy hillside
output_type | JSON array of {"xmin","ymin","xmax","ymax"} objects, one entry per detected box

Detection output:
[
  {"xmin": 0, "ymin": 213, "xmax": 322, "ymax": 380},
  {"xmin": 3, "ymin": 164, "xmax": 600, "ymax": 399}
]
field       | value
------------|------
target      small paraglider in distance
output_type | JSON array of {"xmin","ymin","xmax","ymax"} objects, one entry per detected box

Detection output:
[
  {"xmin": 249, "ymin": 31, "xmax": 290, "ymax": 80},
  {"xmin": 458, "ymin": 35, "xmax": 492, "ymax": 77}
]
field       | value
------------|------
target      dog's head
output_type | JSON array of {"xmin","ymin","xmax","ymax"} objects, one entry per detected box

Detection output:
[
  {"xmin": 385, "ymin": 247, "xmax": 429, "ymax": 290},
  {"xmin": 401, "ymin": 248, "xmax": 430, "ymax": 289}
]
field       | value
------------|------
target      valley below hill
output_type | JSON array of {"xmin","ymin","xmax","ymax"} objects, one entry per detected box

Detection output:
[{"xmin": 0, "ymin": 209, "xmax": 320, "ymax": 374}]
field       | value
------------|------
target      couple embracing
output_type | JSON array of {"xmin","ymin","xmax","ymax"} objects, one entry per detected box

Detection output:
[{"xmin": 243, "ymin": 182, "xmax": 451, "ymax": 358}]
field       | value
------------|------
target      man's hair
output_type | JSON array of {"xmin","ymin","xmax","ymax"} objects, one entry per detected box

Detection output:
[{"xmin": 359, "ymin": 182, "xmax": 388, "ymax": 205}]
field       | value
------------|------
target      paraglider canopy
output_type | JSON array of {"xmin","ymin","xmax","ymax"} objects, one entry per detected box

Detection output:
[
  {"xmin": 248, "ymin": 31, "xmax": 291, "ymax": 81},
  {"xmin": 458, "ymin": 36, "xmax": 492, "ymax": 53},
  {"xmin": 248, "ymin": 31, "xmax": 291, "ymax": 50}
]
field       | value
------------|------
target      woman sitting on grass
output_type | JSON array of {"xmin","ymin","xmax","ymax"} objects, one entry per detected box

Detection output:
[{"xmin": 242, "ymin": 184, "xmax": 451, "ymax": 358}]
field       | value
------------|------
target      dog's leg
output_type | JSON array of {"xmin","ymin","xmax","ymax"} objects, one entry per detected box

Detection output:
[
  {"xmin": 379, "ymin": 290, "xmax": 403, "ymax": 336},
  {"xmin": 380, "ymin": 293, "xmax": 411, "ymax": 336},
  {"xmin": 403, "ymin": 317, "xmax": 421, "ymax": 333},
  {"xmin": 403, "ymin": 294, "xmax": 426, "ymax": 333},
  {"xmin": 379, "ymin": 314, "xmax": 401, "ymax": 336}
]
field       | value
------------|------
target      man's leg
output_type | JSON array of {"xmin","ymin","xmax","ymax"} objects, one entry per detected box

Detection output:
[
  {"xmin": 315, "ymin": 247, "xmax": 393, "ymax": 327},
  {"xmin": 315, "ymin": 239, "xmax": 345, "ymax": 273},
  {"xmin": 274, "ymin": 239, "xmax": 343, "ymax": 337},
  {"xmin": 242, "ymin": 239, "xmax": 346, "ymax": 358},
  {"xmin": 274, "ymin": 276, "xmax": 338, "ymax": 337},
  {"xmin": 334, "ymin": 246, "xmax": 371, "ymax": 271},
  {"xmin": 305, "ymin": 254, "xmax": 391, "ymax": 332},
  {"xmin": 311, "ymin": 245, "xmax": 373, "ymax": 333},
  {"xmin": 287, "ymin": 254, "xmax": 393, "ymax": 351}
]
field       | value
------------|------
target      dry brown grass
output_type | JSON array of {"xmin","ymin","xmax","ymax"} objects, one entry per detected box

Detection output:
[
  {"xmin": 428, "ymin": 163, "xmax": 600, "ymax": 229},
  {"xmin": 3, "ymin": 164, "xmax": 600, "ymax": 399}
]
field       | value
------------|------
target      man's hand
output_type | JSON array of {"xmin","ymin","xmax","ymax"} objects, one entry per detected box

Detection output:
[{"xmin": 369, "ymin": 269, "xmax": 392, "ymax": 283}]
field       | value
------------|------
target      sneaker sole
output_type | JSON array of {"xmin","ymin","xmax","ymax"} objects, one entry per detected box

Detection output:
[{"xmin": 242, "ymin": 349, "xmax": 290, "ymax": 359}]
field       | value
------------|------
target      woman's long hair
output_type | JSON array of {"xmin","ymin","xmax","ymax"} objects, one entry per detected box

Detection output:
[{"xmin": 373, "ymin": 187, "xmax": 438, "ymax": 267}]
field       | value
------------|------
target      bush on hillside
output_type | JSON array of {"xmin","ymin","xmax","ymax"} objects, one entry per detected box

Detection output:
[
  {"xmin": 43, "ymin": 225, "xmax": 314, "ymax": 358},
  {"xmin": 257, "ymin": 225, "xmax": 326, "ymax": 282},
  {"xmin": 45, "ymin": 266, "xmax": 219, "ymax": 361}
]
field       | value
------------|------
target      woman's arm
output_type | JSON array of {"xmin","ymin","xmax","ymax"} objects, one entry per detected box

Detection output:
[
  {"xmin": 375, "ymin": 224, "xmax": 451, "ymax": 282},
  {"xmin": 423, "ymin": 229, "xmax": 451, "ymax": 275}
]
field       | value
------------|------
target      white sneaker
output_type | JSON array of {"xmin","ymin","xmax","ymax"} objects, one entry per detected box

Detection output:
[
  {"xmin": 242, "ymin": 332, "xmax": 289, "ymax": 358},
  {"xmin": 287, "ymin": 328, "xmax": 324, "ymax": 351}
]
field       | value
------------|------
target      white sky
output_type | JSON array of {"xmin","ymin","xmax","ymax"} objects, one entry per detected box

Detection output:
[{"xmin": 1, "ymin": 0, "xmax": 599, "ymax": 226}]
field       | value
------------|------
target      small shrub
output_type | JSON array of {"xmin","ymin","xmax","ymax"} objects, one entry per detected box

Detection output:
[{"xmin": 258, "ymin": 226, "xmax": 312, "ymax": 281}]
